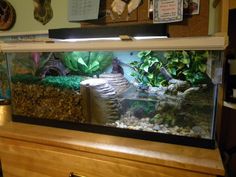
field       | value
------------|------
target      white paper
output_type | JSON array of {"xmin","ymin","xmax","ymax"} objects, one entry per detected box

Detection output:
[
  {"xmin": 153, "ymin": 0, "xmax": 183, "ymax": 24},
  {"xmin": 68, "ymin": 0, "xmax": 100, "ymax": 21}
]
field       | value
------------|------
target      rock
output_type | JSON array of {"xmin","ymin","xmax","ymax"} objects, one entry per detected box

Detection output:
[
  {"xmin": 153, "ymin": 124, "xmax": 161, "ymax": 131},
  {"xmin": 192, "ymin": 126, "xmax": 208, "ymax": 138},
  {"xmin": 80, "ymin": 78, "xmax": 120, "ymax": 124},
  {"xmin": 99, "ymin": 73, "xmax": 130, "ymax": 95},
  {"xmin": 168, "ymin": 79, "xmax": 190, "ymax": 92},
  {"xmin": 183, "ymin": 87, "xmax": 200, "ymax": 98}
]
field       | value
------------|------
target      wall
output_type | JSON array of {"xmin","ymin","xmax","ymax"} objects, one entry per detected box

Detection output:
[{"xmin": 0, "ymin": 0, "xmax": 80, "ymax": 35}]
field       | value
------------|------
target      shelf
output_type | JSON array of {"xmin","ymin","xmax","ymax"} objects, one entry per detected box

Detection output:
[
  {"xmin": 0, "ymin": 36, "xmax": 227, "ymax": 53},
  {"xmin": 0, "ymin": 122, "xmax": 225, "ymax": 176},
  {"xmin": 223, "ymin": 101, "xmax": 236, "ymax": 110}
]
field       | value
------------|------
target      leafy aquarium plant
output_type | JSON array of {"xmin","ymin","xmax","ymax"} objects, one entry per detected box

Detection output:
[
  {"xmin": 13, "ymin": 52, "xmax": 51, "ymax": 76},
  {"xmin": 130, "ymin": 51, "xmax": 167, "ymax": 87},
  {"xmin": 130, "ymin": 50, "xmax": 209, "ymax": 87},
  {"xmin": 62, "ymin": 51, "xmax": 113, "ymax": 76},
  {"xmin": 164, "ymin": 51, "xmax": 208, "ymax": 86}
]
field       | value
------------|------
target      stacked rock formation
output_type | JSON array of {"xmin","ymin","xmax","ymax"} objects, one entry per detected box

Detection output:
[{"xmin": 80, "ymin": 78, "xmax": 120, "ymax": 125}]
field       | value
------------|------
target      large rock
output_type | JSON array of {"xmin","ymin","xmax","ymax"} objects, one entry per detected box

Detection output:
[{"xmin": 80, "ymin": 78, "xmax": 120, "ymax": 125}]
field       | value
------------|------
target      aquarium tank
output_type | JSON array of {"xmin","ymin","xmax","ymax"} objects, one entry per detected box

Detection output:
[
  {"xmin": 0, "ymin": 52, "xmax": 11, "ymax": 105},
  {"xmin": 2, "ymin": 45, "xmax": 223, "ymax": 148},
  {"xmin": 0, "ymin": 52, "xmax": 12, "ymax": 125}
]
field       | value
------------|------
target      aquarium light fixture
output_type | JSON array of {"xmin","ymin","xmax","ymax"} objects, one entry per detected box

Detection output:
[
  {"xmin": 55, "ymin": 37, "xmax": 121, "ymax": 42},
  {"xmin": 49, "ymin": 24, "xmax": 168, "ymax": 41}
]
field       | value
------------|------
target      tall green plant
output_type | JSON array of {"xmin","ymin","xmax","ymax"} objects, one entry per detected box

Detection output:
[
  {"xmin": 130, "ymin": 50, "xmax": 209, "ymax": 87},
  {"xmin": 164, "ymin": 51, "xmax": 208, "ymax": 85},
  {"xmin": 130, "ymin": 51, "xmax": 167, "ymax": 86}
]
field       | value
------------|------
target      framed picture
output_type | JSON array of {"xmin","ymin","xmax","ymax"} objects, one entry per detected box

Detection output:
[{"xmin": 153, "ymin": 0, "xmax": 183, "ymax": 24}]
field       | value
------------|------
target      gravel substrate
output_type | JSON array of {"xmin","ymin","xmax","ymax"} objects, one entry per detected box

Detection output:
[{"xmin": 11, "ymin": 83, "xmax": 85, "ymax": 122}]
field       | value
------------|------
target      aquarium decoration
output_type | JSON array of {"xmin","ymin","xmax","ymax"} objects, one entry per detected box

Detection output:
[
  {"xmin": 62, "ymin": 52, "xmax": 113, "ymax": 76},
  {"xmin": 6, "ymin": 49, "xmax": 219, "ymax": 148}
]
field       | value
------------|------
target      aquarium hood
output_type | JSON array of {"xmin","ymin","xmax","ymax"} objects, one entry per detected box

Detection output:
[{"xmin": 48, "ymin": 24, "xmax": 168, "ymax": 41}]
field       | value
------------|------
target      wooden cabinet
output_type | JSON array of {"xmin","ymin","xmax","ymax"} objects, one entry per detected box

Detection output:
[{"xmin": 0, "ymin": 122, "xmax": 224, "ymax": 177}]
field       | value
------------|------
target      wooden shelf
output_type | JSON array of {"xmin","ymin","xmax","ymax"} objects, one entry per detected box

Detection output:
[
  {"xmin": 223, "ymin": 101, "xmax": 236, "ymax": 110},
  {"xmin": 0, "ymin": 36, "xmax": 227, "ymax": 53},
  {"xmin": 0, "ymin": 122, "xmax": 225, "ymax": 176}
]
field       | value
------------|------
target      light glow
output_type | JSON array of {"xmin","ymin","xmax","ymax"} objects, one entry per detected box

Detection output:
[
  {"xmin": 54, "ymin": 36, "xmax": 168, "ymax": 42},
  {"xmin": 134, "ymin": 36, "xmax": 168, "ymax": 40}
]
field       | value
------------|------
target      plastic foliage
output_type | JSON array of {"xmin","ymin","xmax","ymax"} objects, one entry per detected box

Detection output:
[
  {"xmin": 62, "ymin": 51, "xmax": 113, "ymax": 76},
  {"xmin": 13, "ymin": 52, "xmax": 51, "ymax": 76},
  {"xmin": 130, "ymin": 51, "xmax": 167, "ymax": 87},
  {"xmin": 164, "ymin": 51, "xmax": 208, "ymax": 85},
  {"xmin": 130, "ymin": 50, "xmax": 208, "ymax": 87}
]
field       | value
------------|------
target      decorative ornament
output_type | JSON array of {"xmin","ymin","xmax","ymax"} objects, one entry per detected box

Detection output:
[
  {"xmin": 0, "ymin": 0, "xmax": 16, "ymax": 31},
  {"xmin": 127, "ymin": 0, "xmax": 142, "ymax": 14},
  {"xmin": 111, "ymin": 0, "xmax": 142, "ymax": 16},
  {"xmin": 111, "ymin": 0, "xmax": 127, "ymax": 16},
  {"xmin": 33, "ymin": 0, "xmax": 53, "ymax": 25}
]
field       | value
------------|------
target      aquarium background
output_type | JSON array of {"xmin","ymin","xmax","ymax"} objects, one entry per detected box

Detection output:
[{"xmin": 5, "ymin": 50, "xmax": 219, "ymax": 145}]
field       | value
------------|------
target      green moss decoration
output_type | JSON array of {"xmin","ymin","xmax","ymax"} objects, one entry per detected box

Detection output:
[
  {"xmin": 41, "ymin": 76, "xmax": 83, "ymax": 90},
  {"xmin": 11, "ymin": 74, "xmax": 41, "ymax": 84},
  {"xmin": 11, "ymin": 74, "xmax": 83, "ymax": 90}
]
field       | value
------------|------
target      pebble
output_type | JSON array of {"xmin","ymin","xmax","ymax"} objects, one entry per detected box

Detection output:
[{"xmin": 108, "ymin": 116, "xmax": 210, "ymax": 139}]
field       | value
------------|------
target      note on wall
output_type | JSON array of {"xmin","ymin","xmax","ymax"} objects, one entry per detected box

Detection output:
[
  {"xmin": 153, "ymin": 0, "xmax": 183, "ymax": 23},
  {"xmin": 68, "ymin": 0, "xmax": 100, "ymax": 21}
]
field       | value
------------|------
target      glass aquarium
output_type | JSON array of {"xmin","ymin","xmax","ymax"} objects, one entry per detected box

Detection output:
[
  {"xmin": 2, "ymin": 41, "xmax": 224, "ymax": 148},
  {"xmin": 0, "ymin": 52, "xmax": 11, "ymax": 105},
  {"xmin": 0, "ymin": 52, "xmax": 11, "ymax": 125}
]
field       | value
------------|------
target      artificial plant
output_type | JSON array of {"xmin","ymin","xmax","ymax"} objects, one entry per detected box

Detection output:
[
  {"xmin": 13, "ymin": 52, "xmax": 51, "ymax": 76},
  {"xmin": 164, "ymin": 51, "xmax": 208, "ymax": 85},
  {"xmin": 130, "ymin": 51, "xmax": 167, "ymax": 87},
  {"xmin": 130, "ymin": 50, "xmax": 209, "ymax": 87},
  {"xmin": 62, "ymin": 51, "xmax": 113, "ymax": 76}
]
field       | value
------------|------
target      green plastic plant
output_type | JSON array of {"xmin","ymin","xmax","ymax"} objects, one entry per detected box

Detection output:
[
  {"xmin": 130, "ymin": 51, "xmax": 167, "ymax": 87},
  {"xmin": 130, "ymin": 50, "xmax": 209, "ymax": 87},
  {"xmin": 13, "ymin": 52, "xmax": 51, "ymax": 76},
  {"xmin": 164, "ymin": 51, "xmax": 208, "ymax": 85},
  {"xmin": 62, "ymin": 51, "xmax": 113, "ymax": 76}
]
